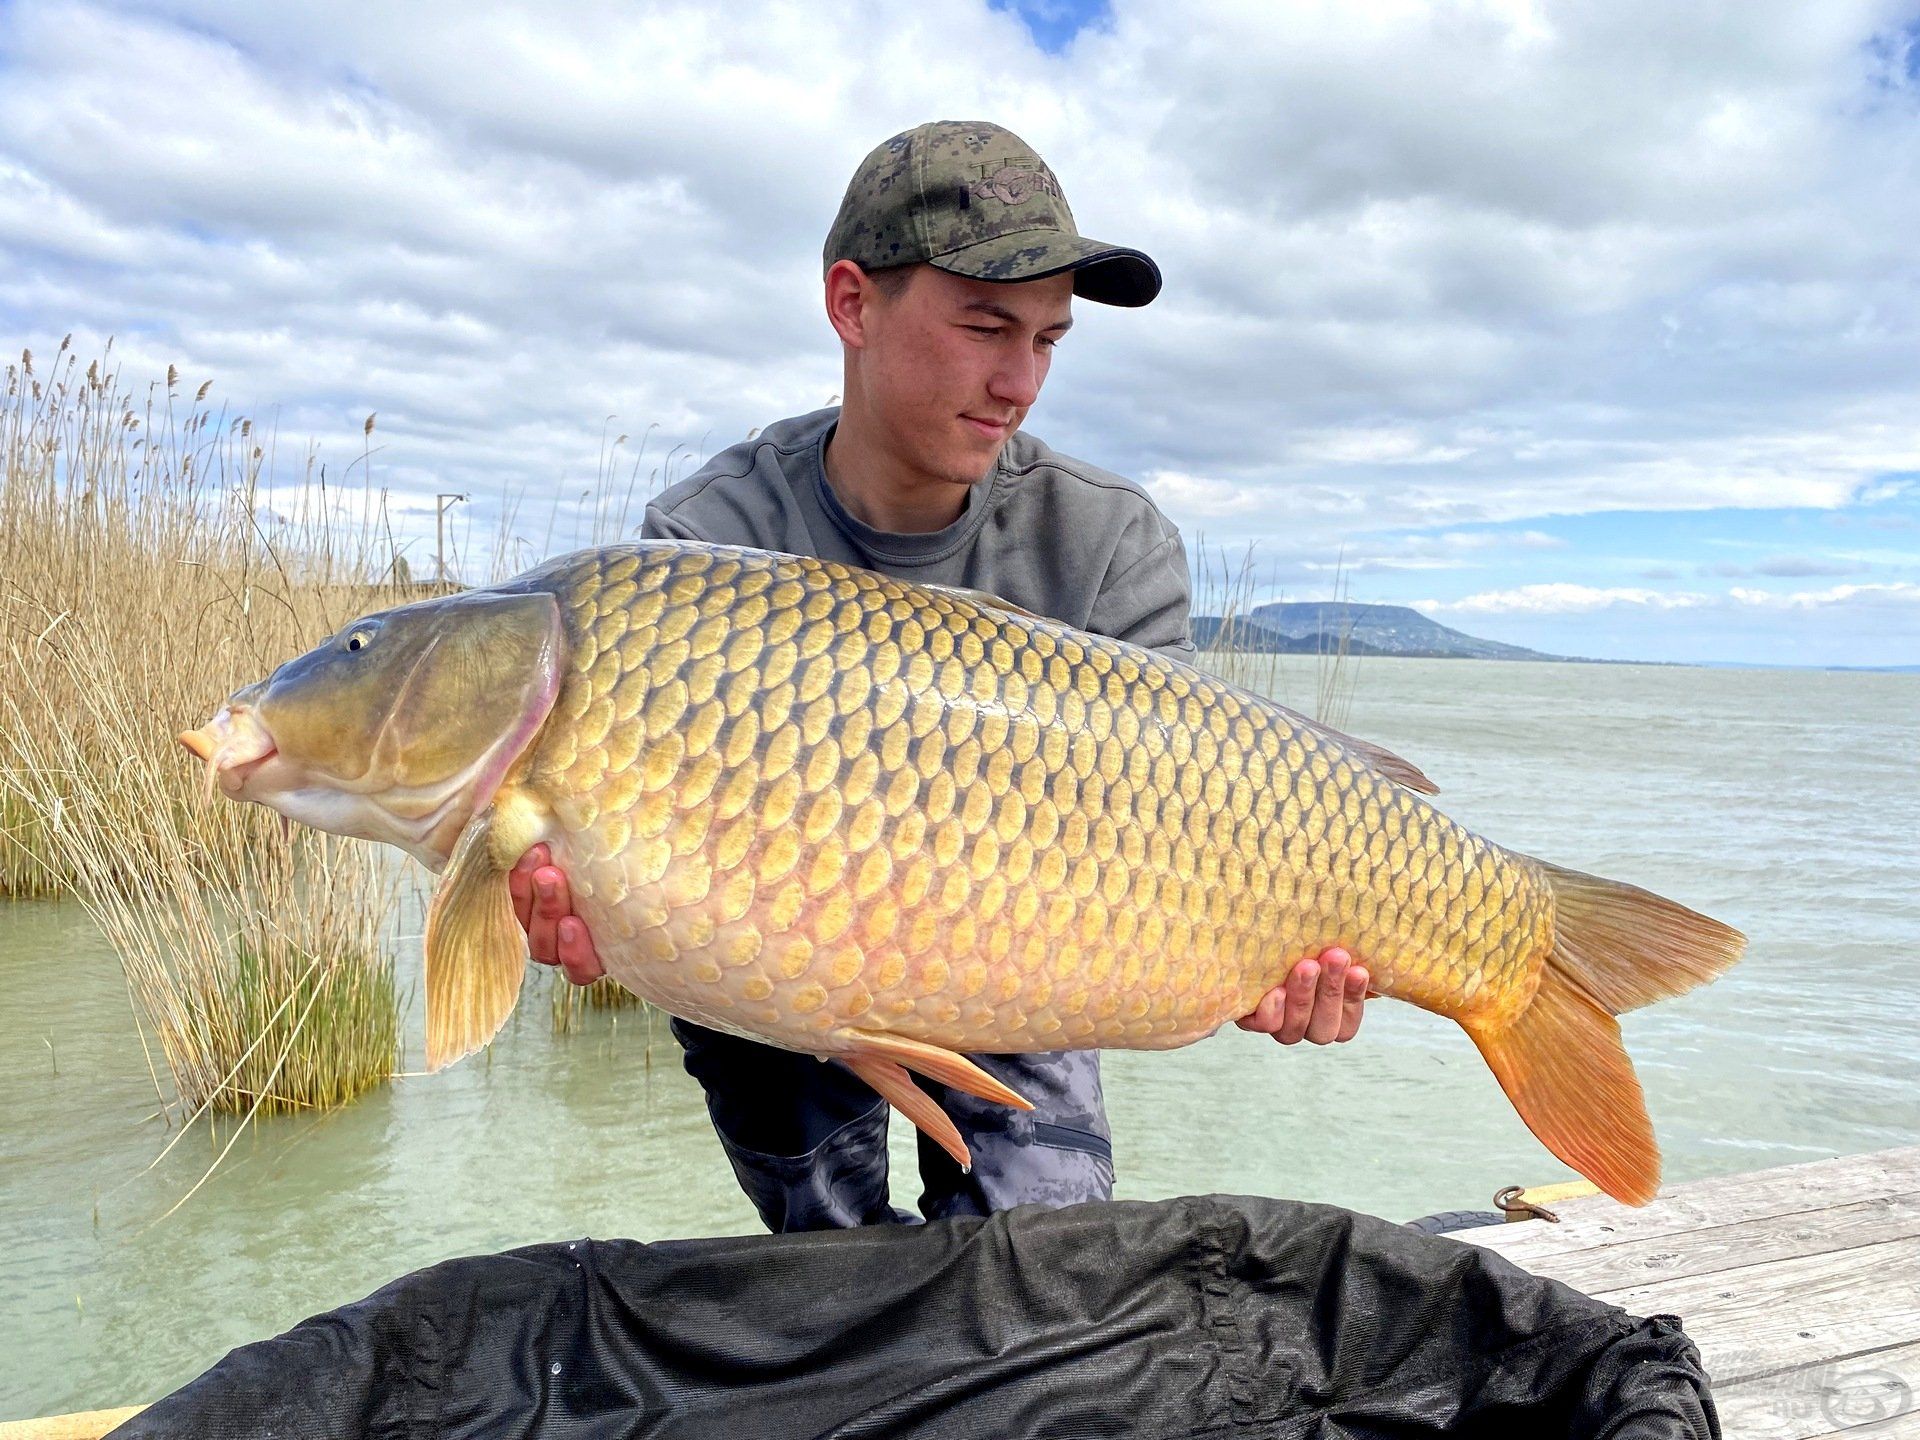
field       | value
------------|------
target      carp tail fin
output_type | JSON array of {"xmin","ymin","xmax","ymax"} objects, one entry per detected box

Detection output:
[
  {"xmin": 1534, "ymin": 859, "xmax": 1745, "ymax": 1013},
  {"xmin": 1469, "ymin": 966, "xmax": 1659, "ymax": 1206},
  {"xmin": 1470, "ymin": 862, "xmax": 1744, "ymax": 1206}
]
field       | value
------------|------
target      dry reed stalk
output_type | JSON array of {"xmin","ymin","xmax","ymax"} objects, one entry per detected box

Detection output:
[
  {"xmin": 1189, "ymin": 538, "xmax": 1285, "ymax": 700},
  {"xmin": 3, "ymin": 626, "xmax": 400, "ymax": 1114},
  {"xmin": 548, "ymin": 972, "xmax": 652, "ymax": 1035},
  {"xmin": 1, "ymin": 345, "xmax": 405, "ymax": 1116},
  {"xmin": 1313, "ymin": 558, "xmax": 1360, "ymax": 732},
  {"xmin": 1189, "ymin": 538, "xmax": 1360, "ymax": 727}
]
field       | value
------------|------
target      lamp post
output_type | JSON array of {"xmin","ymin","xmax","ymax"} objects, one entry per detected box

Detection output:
[{"xmin": 435, "ymin": 493, "xmax": 468, "ymax": 586}]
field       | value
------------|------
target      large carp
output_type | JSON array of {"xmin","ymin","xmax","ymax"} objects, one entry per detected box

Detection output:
[{"xmin": 181, "ymin": 543, "xmax": 1742, "ymax": 1203}]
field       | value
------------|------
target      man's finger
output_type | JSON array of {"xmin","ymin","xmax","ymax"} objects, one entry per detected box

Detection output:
[
  {"xmin": 556, "ymin": 917, "xmax": 606, "ymax": 986},
  {"xmin": 508, "ymin": 845, "xmax": 546, "ymax": 930},
  {"xmin": 1234, "ymin": 984, "xmax": 1288, "ymax": 1033},
  {"xmin": 1304, "ymin": 949, "xmax": 1349, "ymax": 1044},
  {"xmin": 1276, "ymin": 960, "xmax": 1319, "ymax": 1044},
  {"xmin": 532, "ymin": 863, "xmax": 570, "ymax": 920},
  {"xmin": 1339, "ymin": 964, "xmax": 1369, "ymax": 1043},
  {"xmin": 526, "ymin": 865, "xmax": 570, "ymax": 964}
]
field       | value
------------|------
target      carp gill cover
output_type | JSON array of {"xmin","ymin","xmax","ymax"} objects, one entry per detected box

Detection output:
[{"xmin": 181, "ymin": 543, "xmax": 1744, "ymax": 1204}]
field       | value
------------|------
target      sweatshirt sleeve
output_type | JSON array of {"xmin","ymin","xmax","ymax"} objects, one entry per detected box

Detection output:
[
  {"xmin": 639, "ymin": 501, "xmax": 709, "ymax": 543},
  {"xmin": 1087, "ymin": 526, "xmax": 1197, "ymax": 663}
]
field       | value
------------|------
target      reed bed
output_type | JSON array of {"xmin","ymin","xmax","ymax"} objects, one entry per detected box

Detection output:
[
  {"xmin": 548, "ymin": 972, "xmax": 653, "ymax": 1035},
  {"xmin": 1, "ymin": 341, "xmax": 403, "ymax": 1116},
  {"xmin": 1189, "ymin": 538, "xmax": 1359, "ymax": 726}
]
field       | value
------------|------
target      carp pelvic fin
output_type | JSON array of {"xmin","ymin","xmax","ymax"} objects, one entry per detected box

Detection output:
[
  {"xmin": 843, "ymin": 1029, "xmax": 1034, "ymax": 1110},
  {"xmin": 838, "ymin": 1031, "xmax": 1036, "ymax": 1175},
  {"xmin": 1469, "ymin": 862, "xmax": 1745, "ymax": 1206},
  {"xmin": 424, "ymin": 795, "xmax": 543, "ymax": 1071},
  {"xmin": 841, "ymin": 1054, "xmax": 974, "ymax": 1174}
]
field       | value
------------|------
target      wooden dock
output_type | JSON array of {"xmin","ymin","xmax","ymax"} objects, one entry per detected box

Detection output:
[{"xmin": 1464, "ymin": 1145, "xmax": 1920, "ymax": 1438}]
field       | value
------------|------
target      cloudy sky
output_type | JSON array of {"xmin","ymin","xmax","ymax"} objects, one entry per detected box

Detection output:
[{"xmin": 4, "ymin": 0, "xmax": 1918, "ymax": 665}]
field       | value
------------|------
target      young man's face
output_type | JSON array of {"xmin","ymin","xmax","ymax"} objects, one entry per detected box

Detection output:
[{"xmin": 854, "ymin": 265, "xmax": 1075, "ymax": 490}]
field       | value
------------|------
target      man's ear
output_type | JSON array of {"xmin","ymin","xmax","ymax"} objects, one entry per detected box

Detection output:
[{"xmin": 825, "ymin": 259, "xmax": 874, "ymax": 348}]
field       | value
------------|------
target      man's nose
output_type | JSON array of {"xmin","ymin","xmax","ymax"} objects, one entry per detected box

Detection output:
[{"xmin": 987, "ymin": 347, "xmax": 1043, "ymax": 409}]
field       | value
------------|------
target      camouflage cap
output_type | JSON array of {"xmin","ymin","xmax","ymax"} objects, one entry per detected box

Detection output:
[{"xmin": 823, "ymin": 120, "xmax": 1161, "ymax": 308}]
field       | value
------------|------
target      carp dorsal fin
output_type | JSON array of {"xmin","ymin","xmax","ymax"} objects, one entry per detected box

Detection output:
[
  {"xmin": 424, "ymin": 789, "xmax": 548, "ymax": 1070},
  {"xmin": 917, "ymin": 582, "xmax": 1041, "ymax": 620},
  {"xmin": 1276, "ymin": 705, "xmax": 1440, "ymax": 796},
  {"xmin": 918, "ymin": 581, "xmax": 1438, "ymax": 794}
]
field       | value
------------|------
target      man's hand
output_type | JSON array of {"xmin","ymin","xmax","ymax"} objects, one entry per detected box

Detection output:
[
  {"xmin": 1235, "ymin": 948, "xmax": 1369, "ymax": 1046},
  {"xmin": 508, "ymin": 844, "xmax": 606, "ymax": 986}
]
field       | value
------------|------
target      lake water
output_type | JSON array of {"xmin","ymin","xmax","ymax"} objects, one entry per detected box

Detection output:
[{"xmin": 2, "ymin": 657, "xmax": 1917, "ymax": 1419}]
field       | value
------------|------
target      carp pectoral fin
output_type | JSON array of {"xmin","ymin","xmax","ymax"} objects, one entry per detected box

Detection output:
[
  {"xmin": 842, "ymin": 1029, "xmax": 1034, "ymax": 1111},
  {"xmin": 423, "ymin": 802, "xmax": 532, "ymax": 1071},
  {"xmin": 842, "ymin": 1054, "xmax": 973, "ymax": 1173},
  {"xmin": 1467, "ymin": 967, "xmax": 1658, "ymax": 1206}
]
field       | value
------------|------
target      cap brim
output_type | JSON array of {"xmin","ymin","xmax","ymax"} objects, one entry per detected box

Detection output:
[{"xmin": 929, "ymin": 231, "xmax": 1162, "ymax": 308}]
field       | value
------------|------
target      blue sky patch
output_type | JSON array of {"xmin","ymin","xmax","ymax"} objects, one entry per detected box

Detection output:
[{"xmin": 989, "ymin": 0, "xmax": 1111, "ymax": 54}]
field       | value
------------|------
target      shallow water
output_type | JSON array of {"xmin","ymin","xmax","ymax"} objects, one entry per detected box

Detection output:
[{"xmin": 3, "ymin": 658, "xmax": 1917, "ymax": 1418}]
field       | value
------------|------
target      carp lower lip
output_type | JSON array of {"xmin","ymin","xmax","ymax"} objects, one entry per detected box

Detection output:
[
  {"xmin": 218, "ymin": 746, "xmax": 278, "ymax": 791},
  {"xmin": 178, "ymin": 708, "xmax": 278, "ymax": 798}
]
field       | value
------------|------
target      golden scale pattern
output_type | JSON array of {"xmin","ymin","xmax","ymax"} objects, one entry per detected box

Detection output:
[{"xmin": 511, "ymin": 545, "xmax": 1553, "ymax": 1058}]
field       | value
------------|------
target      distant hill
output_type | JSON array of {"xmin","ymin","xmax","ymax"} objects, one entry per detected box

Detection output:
[
  {"xmin": 1192, "ymin": 602, "xmax": 1559, "ymax": 661},
  {"xmin": 1190, "ymin": 615, "xmax": 1386, "ymax": 656}
]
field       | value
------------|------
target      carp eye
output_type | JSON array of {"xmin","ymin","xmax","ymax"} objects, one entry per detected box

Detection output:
[{"xmin": 345, "ymin": 628, "xmax": 375, "ymax": 653}]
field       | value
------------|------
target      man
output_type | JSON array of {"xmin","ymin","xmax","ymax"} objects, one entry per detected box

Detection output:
[{"xmin": 509, "ymin": 120, "xmax": 1369, "ymax": 1232}]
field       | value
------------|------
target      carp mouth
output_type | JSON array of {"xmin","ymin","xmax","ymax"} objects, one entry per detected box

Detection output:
[{"xmin": 179, "ymin": 705, "xmax": 279, "ymax": 799}]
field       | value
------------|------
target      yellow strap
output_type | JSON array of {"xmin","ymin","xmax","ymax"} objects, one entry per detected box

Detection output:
[{"xmin": 0, "ymin": 1406, "xmax": 145, "ymax": 1440}]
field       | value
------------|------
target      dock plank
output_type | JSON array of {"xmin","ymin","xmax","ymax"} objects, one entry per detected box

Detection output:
[
  {"xmin": 1464, "ymin": 1147, "xmax": 1920, "ymax": 1267},
  {"xmin": 1713, "ymin": 1338, "xmax": 1920, "ymax": 1439},
  {"xmin": 0, "ymin": 1409, "xmax": 143, "ymax": 1440},
  {"xmin": 1479, "ymin": 1189, "xmax": 1920, "ymax": 1294},
  {"xmin": 1458, "ymin": 1148, "xmax": 1920, "ymax": 1432},
  {"xmin": 1584, "ymin": 1234, "xmax": 1920, "ymax": 1386}
]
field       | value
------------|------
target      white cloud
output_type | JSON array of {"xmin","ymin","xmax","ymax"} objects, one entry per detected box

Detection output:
[
  {"xmin": 0, "ymin": 0, "xmax": 1917, "ymax": 597},
  {"xmin": 1285, "ymin": 425, "xmax": 1476, "ymax": 466},
  {"xmin": 1425, "ymin": 583, "xmax": 1715, "ymax": 614},
  {"xmin": 1729, "ymin": 581, "xmax": 1920, "ymax": 608},
  {"xmin": 1425, "ymin": 578, "xmax": 1920, "ymax": 617},
  {"xmin": 1140, "ymin": 468, "xmax": 1264, "ymax": 517}
]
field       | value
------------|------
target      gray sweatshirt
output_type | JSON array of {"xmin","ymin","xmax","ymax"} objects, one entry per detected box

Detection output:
[{"xmin": 640, "ymin": 407, "xmax": 1195, "ymax": 660}]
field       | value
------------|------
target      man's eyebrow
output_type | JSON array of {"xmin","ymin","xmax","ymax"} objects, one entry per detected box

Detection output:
[{"xmin": 960, "ymin": 299, "xmax": 1074, "ymax": 332}]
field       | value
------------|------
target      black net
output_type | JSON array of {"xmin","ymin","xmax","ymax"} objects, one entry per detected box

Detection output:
[{"xmin": 111, "ymin": 1195, "xmax": 1717, "ymax": 1439}]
